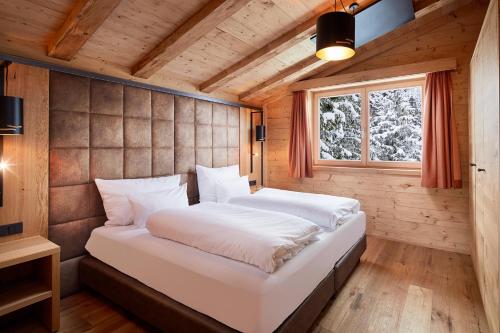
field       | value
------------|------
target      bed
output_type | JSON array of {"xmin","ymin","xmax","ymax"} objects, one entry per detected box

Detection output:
[
  {"xmin": 197, "ymin": 165, "xmax": 361, "ymax": 231},
  {"xmin": 44, "ymin": 81, "xmax": 366, "ymax": 333},
  {"xmin": 81, "ymin": 211, "xmax": 366, "ymax": 333}
]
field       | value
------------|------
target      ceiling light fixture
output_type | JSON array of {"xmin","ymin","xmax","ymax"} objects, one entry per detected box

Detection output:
[{"xmin": 315, "ymin": 0, "xmax": 356, "ymax": 61}]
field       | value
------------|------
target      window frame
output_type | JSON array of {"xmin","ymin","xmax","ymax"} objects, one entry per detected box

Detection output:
[{"xmin": 312, "ymin": 78, "xmax": 425, "ymax": 169}]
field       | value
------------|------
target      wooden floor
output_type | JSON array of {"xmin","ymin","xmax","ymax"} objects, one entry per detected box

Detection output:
[
  {"xmin": 2, "ymin": 236, "xmax": 490, "ymax": 333},
  {"xmin": 312, "ymin": 237, "xmax": 489, "ymax": 333}
]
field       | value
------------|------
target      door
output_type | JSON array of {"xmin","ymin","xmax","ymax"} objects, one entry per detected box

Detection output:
[{"xmin": 470, "ymin": 1, "xmax": 500, "ymax": 332}]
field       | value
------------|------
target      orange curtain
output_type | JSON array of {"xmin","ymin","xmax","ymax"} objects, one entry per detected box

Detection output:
[
  {"xmin": 289, "ymin": 91, "xmax": 313, "ymax": 178},
  {"xmin": 421, "ymin": 71, "xmax": 462, "ymax": 188}
]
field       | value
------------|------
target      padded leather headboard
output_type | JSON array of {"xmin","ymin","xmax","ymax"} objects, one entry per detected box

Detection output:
[{"xmin": 48, "ymin": 71, "xmax": 240, "ymax": 264}]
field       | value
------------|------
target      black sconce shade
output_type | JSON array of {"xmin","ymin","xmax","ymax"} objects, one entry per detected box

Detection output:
[
  {"xmin": 0, "ymin": 96, "xmax": 23, "ymax": 135},
  {"xmin": 316, "ymin": 11, "xmax": 355, "ymax": 61},
  {"xmin": 256, "ymin": 125, "xmax": 266, "ymax": 142}
]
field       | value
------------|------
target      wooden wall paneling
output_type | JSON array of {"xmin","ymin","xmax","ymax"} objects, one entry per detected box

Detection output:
[
  {"xmin": 470, "ymin": 0, "xmax": 500, "ymax": 332},
  {"xmin": 263, "ymin": 2, "xmax": 487, "ymax": 254},
  {"xmin": 0, "ymin": 63, "xmax": 49, "ymax": 243}
]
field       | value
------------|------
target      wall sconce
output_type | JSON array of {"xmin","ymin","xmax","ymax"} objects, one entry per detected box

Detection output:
[
  {"xmin": 0, "ymin": 62, "xmax": 24, "ymax": 207},
  {"xmin": 250, "ymin": 111, "xmax": 265, "ymax": 186},
  {"xmin": 0, "ymin": 96, "xmax": 23, "ymax": 135},
  {"xmin": 255, "ymin": 124, "xmax": 266, "ymax": 142}
]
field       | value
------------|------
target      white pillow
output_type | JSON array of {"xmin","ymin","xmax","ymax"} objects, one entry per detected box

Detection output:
[
  {"xmin": 196, "ymin": 165, "xmax": 240, "ymax": 203},
  {"xmin": 216, "ymin": 176, "xmax": 250, "ymax": 203},
  {"xmin": 95, "ymin": 175, "xmax": 181, "ymax": 226},
  {"xmin": 128, "ymin": 184, "xmax": 189, "ymax": 227}
]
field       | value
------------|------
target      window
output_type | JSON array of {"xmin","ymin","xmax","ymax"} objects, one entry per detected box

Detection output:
[
  {"xmin": 318, "ymin": 91, "xmax": 363, "ymax": 162},
  {"xmin": 313, "ymin": 79, "xmax": 424, "ymax": 169}
]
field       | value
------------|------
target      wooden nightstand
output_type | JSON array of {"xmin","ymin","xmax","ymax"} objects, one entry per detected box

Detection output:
[
  {"xmin": 0, "ymin": 236, "xmax": 60, "ymax": 332},
  {"xmin": 251, "ymin": 185, "xmax": 263, "ymax": 194}
]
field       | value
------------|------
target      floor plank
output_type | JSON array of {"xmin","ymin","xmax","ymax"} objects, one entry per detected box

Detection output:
[
  {"xmin": 398, "ymin": 285, "xmax": 433, "ymax": 333},
  {"xmin": 1, "ymin": 236, "xmax": 490, "ymax": 333}
]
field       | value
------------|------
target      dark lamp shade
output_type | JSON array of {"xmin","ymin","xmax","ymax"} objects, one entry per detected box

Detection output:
[
  {"xmin": 256, "ymin": 125, "xmax": 266, "ymax": 142},
  {"xmin": 316, "ymin": 11, "xmax": 355, "ymax": 61},
  {"xmin": 0, "ymin": 96, "xmax": 23, "ymax": 135}
]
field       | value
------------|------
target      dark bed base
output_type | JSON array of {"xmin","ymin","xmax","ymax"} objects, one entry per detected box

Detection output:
[{"xmin": 79, "ymin": 235, "xmax": 367, "ymax": 333}]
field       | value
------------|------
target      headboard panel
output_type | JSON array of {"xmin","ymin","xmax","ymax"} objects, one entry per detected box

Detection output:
[{"xmin": 47, "ymin": 71, "xmax": 239, "ymax": 295}]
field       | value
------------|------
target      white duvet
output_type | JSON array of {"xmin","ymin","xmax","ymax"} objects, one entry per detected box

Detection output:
[
  {"xmin": 228, "ymin": 188, "xmax": 360, "ymax": 230},
  {"xmin": 146, "ymin": 203, "xmax": 321, "ymax": 273}
]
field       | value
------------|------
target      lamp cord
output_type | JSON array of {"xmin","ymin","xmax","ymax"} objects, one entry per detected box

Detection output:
[
  {"xmin": 339, "ymin": 0, "xmax": 348, "ymax": 12},
  {"xmin": 333, "ymin": 0, "xmax": 351, "ymax": 13}
]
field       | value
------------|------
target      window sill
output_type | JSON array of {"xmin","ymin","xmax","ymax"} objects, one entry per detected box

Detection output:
[{"xmin": 312, "ymin": 165, "xmax": 422, "ymax": 177}]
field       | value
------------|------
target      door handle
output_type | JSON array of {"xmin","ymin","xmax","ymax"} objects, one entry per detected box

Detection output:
[
  {"xmin": 470, "ymin": 163, "xmax": 476, "ymax": 167},
  {"xmin": 478, "ymin": 168, "xmax": 486, "ymax": 172}
]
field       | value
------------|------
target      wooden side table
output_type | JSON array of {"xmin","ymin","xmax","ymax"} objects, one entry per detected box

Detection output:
[
  {"xmin": 0, "ymin": 236, "xmax": 60, "ymax": 331},
  {"xmin": 251, "ymin": 185, "xmax": 263, "ymax": 194}
]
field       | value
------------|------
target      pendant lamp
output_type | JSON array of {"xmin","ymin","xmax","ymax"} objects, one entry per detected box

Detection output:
[{"xmin": 316, "ymin": 1, "xmax": 356, "ymax": 61}]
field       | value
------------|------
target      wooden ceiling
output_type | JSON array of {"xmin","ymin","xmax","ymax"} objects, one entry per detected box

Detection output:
[{"xmin": 0, "ymin": 0, "xmax": 448, "ymax": 105}]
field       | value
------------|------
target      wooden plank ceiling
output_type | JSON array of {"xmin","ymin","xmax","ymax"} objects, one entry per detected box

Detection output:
[{"xmin": 0, "ymin": 0, "xmax": 451, "ymax": 105}]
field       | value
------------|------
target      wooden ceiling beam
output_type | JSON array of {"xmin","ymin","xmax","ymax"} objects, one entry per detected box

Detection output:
[
  {"xmin": 412, "ymin": 0, "xmax": 441, "ymax": 13},
  {"xmin": 198, "ymin": 3, "xmax": 332, "ymax": 93},
  {"xmin": 289, "ymin": 57, "xmax": 457, "ymax": 91},
  {"xmin": 239, "ymin": 0, "xmax": 472, "ymax": 102},
  {"xmin": 48, "ymin": 0, "xmax": 122, "ymax": 61},
  {"xmin": 132, "ymin": 0, "xmax": 251, "ymax": 79},
  {"xmin": 199, "ymin": 15, "xmax": 317, "ymax": 93},
  {"xmin": 200, "ymin": 0, "xmax": 378, "ymax": 93},
  {"xmin": 239, "ymin": 57, "xmax": 324, "ymax": 101}
]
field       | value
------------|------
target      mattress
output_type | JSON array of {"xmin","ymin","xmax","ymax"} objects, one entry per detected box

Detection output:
[{"xmin": 85, "ymin": 211, "xmax": 366, "ymax": 333}]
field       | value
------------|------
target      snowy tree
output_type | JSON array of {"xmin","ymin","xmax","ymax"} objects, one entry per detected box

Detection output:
[
  {"xmin": 319, "ymin": 93, "xmax": 362, "ymax": 160},
  {"xmin": 368, "ymin": 86, "xmax": 422, "ymax": 162}
]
